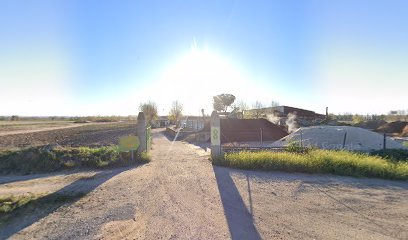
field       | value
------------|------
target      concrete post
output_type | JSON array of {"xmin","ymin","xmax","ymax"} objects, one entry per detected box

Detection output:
[
  {"xmin": 137, "ymin": 112, "xmax": 147, "ymax": 153},
  {"xmin": 211, "ymin": 111, "xmax": 222, "ymax": 159}
]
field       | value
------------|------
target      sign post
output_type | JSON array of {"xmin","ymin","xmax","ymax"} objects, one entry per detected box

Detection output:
[
  {"xmin": 211, "ymin": 111, "xmax": 221, "ymax": 159},
  {"xmin": 119, "ymin": 136, "xmax": 140, "ymax": 161}
]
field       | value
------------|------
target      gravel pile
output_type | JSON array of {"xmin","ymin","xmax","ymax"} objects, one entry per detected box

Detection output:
[{"xmin": 271, "ymin": 126, "xmax": 407, "ymax": 151}]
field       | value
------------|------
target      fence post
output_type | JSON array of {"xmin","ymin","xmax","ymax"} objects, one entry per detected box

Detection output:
[
  {"xmin": 211, "ymin": 111, "xmax": 221, "ymax": 159},
  {"xmin": 137, "ymin": 112, "xmax": 147, "ymax": 153},
  {"xmin": 383, "ymin": 133, "xmax": 386, "ymax": 150},
  {"xmin": 342, "ymin": 131, "xmax": 347, "ymax": 149}
]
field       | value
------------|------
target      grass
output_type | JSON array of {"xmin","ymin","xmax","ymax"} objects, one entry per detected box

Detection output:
[
  {"xmin": 0, "ymin": 146, "xmax": 151, "ymax": 175},
  {"xmin": 403, "ymin": 142, "xmax": 408, "ymax": 148},
  {"xmin": 214, "ymin": 149, "xmax": 408, "ymax": 180},
  {"xmin": 0, "ymin": 193, "xmax": 42, "ymax": 214},
  {"xmin": 0, "ymin": 192, "xmax": 86, "ymax": 227}
]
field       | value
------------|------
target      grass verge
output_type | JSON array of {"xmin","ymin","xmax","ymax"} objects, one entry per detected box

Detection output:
[
  {"xmin": 214, "ymin": 149, "xmax": 408, "ymax": 180},
  {"xmin": 0, "ymin": 192, "xmax": 86, "ymax": 228},
  {"xmin": 0, "ymin": 146, "xmax": 151, "ymax": 175}
]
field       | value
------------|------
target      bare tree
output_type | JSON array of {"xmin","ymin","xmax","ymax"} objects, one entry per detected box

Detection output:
[
  {"xmin": 169, "ymin": 100, "xmax": 183, "ymax": 126},
  {"xmin": 139, "ymin": 101, "xmax": 158, "ymax": 126},
  {"xmin": 270, "ymin": 100, "xmax": 280, "ymax": 107},
  {"xmin": 235, "ymin": 99, "xmax": 249, "ymax": 111},
  {"xmin": 252, "ymin": 101, "xmax": 264, "ymax": 119}
]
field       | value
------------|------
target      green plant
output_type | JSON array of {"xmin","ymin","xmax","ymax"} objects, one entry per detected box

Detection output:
[
  {"xmin": 286, "ymin": 140, "xmax": 309, "ymax": 154},
  {"xmin": 370, "ymin": 149, "xmax": 408, "ymax": 162},
  {"xmin": 0, "ymin": 146, "xmax": 148, "ymax": 175},
  {"xmin": 215, "ymin": 150, "xmax": 408, "ymax": 180}
]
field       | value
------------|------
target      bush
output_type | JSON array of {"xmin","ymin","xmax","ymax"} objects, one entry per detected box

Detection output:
[
  {"xmin": 215, "ymin": 149, "xmax": 408, "ymax": 180},
  {"xmin": 0, "ymin": 146, "xmax": 149, "ymax": 175},
  {"xmin": 370, "ymin": 149, "xmax": 408, "ymax": 162}
]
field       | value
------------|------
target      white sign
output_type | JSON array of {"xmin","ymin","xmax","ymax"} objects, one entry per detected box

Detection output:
[{"xmin": 211, "ymin": 127, "xmax": 220, "ymax": 146}]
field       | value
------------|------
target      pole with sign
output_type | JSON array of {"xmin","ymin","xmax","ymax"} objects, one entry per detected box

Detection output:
[
  {"xmin": 211, "ymin": 111, "xmax": 221, "ymax": 158},
  {"xmin": 119, "ymin": 136, "xmax": 140, "ymax": 161}
]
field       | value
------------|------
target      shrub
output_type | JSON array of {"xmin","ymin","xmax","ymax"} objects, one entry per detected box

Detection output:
[
  {"xmin": 370, "ymin": 149, "xmax": 408, "ymax": 162},
  {"xmin": 0, "ymin": 146, "xmax": 148, "ymax": 175}
]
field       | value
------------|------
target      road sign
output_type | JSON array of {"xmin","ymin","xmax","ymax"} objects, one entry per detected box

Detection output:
[
  {"xmin": 211, "ymin": 126, "xmax": 220, "ymax": 146},
  {"xmin": 119, "ymin": 136, "xmax": 140, "ymax": 152}
]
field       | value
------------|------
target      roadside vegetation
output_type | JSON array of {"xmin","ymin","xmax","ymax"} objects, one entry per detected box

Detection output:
[
  {"xmin": 213, "ymin": 148, "xmax": 408, "ymax": 180},
  {"xmin": 0, "ymin": 146, "xmax": 150, "ymax": 175},
  {"xmin": 0, "ymin": 191, "xmax": 86, "ymax": 228}
]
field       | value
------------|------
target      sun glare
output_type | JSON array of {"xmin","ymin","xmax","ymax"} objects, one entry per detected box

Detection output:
[{"xmin": 146, "ymin": 47, "xmax": 252, "ymax": 114}]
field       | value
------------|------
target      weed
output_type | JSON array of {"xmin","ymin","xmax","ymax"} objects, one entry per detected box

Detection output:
[{"xmin": 215, "ymin": 149, "xmax": 408, "ymax": 180}]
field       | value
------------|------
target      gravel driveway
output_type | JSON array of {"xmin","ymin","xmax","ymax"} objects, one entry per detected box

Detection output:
[{"xmin": 3, "ymin": 129, "xmax": 407, "ymax": 239}]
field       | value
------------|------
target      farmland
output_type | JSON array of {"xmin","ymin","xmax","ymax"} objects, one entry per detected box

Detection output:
[{"xmin": 0, "ymin": 121, "xmax": 137, "ymax": 150}]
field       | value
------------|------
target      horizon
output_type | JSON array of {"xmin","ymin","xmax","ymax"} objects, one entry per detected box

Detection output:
[{"xmin": 1, "ymin": 1, "xmax": 407, "ymax": 116}]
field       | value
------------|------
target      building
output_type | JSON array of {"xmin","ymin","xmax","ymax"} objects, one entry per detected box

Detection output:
[
  {"xmin": 153, "ymin": 116, "xmax": 170, "ymax": 128},
  {"xmin": 179, "ymin": 116, "xmax": 209, "ymax": 131}
]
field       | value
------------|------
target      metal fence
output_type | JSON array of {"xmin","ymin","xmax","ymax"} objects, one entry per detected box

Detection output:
[{"xmin": 146, "ymin": 126, "xmax": 152, "ymax": 151}]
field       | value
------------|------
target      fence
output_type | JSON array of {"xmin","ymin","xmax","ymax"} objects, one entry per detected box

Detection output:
[{"xmin": 146, "ymin": 126, "xmax": 152, "ymax": 151}]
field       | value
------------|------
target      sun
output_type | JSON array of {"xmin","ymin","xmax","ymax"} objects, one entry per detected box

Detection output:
[{"xmin": 153, "ymin": 47, "xmax": 251, "ymax": 113}]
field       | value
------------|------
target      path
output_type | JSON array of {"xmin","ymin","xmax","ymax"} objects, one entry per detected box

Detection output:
[{"xmin": 2, "ymin": 129, "xmax": 408, "ymax": 239}]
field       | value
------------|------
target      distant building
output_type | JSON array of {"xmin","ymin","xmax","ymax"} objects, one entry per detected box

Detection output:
[
  {"xmin": 179, "ymin": 116, "xmax": 209, "ymax": 131},
  {"xmin": 153, "ymin": 116, "xmax": 170, "ymax": 128}
]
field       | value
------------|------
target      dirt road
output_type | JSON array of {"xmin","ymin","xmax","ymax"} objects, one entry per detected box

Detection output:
[{"xmin": 2, "ymin": 130, "xmax": 408, "ymax": 239}]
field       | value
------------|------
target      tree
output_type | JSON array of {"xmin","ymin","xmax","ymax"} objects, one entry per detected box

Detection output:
[
  {"xmin": 139, "ymin": 101, "xmax": 158, "ymax": 126},
  {"xmin": 169, "ymin": 100, "xmax": 183, "ymax": 126},
  {"xmin": 270, "ymin": 100, "xmax": 280, "ymax": 107},
  {"xmin": 213, "ymin": 94, "xmax": 236, "ymax": 113},
  {"xmin": 235, "ymin": 99, "xmax": 249, "ymax": 111},
  {"xmin": 252, "ymin": 101, "xmax": 264, "ymax": 119}
]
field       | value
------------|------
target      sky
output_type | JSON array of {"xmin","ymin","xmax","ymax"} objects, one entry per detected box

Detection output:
[{"xmin": 1, "ymin": 0, "xmax": 407, "ymax": 116}]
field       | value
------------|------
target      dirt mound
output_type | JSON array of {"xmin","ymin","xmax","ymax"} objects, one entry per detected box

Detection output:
[
  {"xmin": 401, "ymin": 125, "xmax": 408, "ymax": 137},
  {"xmin": 375, "ymin": 121, "xmax": 408, "ymax": 134},
  {"xmin": 220, "ymin": 119, "xmax": 288, "ymax": 143},
  {"xmin": 354, "ymin": 120, "xmax": 387, "ymax": 130},
  {"xmin": 271, "ymin": 126, "xmax": 406, "ymax": 151}
]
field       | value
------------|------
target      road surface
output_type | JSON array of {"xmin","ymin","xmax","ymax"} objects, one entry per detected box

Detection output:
[{"xmin": 3, "ymin": 129, "xmax": 408, "ymax": 239}]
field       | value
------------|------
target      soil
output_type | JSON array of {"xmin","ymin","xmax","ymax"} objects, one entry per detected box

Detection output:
[
  {"xmin": 375, "ymin": 121, "xmax": 408, "ymax": 134},
  {"xmin": 0, "ymin": 122, "xmax": 137, "ymax": 150},
  {"xmin": 400, "ymin": 125, "xmax": 408, "ymax": 137},
  {"xmin": 1, "ymin": 129, "xmax": 407, "ymax": 239}
]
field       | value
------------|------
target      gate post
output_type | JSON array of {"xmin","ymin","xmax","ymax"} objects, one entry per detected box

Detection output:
[
  {"xmin": 211, "ymin": 111, "xmax": 221, "ymax": 159},
  {"xmin": 137, "ymin": 112, "xmax": 147, "ymax": 153}
]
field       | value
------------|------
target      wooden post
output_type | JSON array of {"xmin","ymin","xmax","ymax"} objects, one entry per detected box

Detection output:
[
  {"xmin": 211, "ymin": 111, "xmax": 221, "ymax": 159},
  {"xmin": 137, "ymin": 112, "xmax": 147, "ymax": 153},
  {"xmin": 383, "ymin": 133, "xmax": 386, "ymax": 150},
  {"xmin": 342, "ymin": 131, "xmax": 347, "ymax": 149}
]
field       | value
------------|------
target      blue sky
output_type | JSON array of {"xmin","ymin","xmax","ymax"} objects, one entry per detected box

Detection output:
[{"xmin": 1, "ymin": 0, "xmax": 407, "ymax": 116}]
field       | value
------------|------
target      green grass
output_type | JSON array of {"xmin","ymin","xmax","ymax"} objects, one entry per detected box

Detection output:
[
  {"xmin": 0, "ymin": 192, "xmax": 86, "ymax": 226},
  {"xmin": 0, "ymin": 146, "xmax": 151, "ymax": 175},
  {"xmin": 0, "ymin": 194, "xmax": 42, "ymax": 214},
  {"xmin": 403, "ymin": 142, "xmax": 408, "ymax": 148},
  {"xmin": 214, "ymin": 149, "xmax": 408, "ymax": 180}
]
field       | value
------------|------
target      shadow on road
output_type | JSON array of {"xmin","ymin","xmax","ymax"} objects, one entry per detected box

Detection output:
[
  {"xmin": 213, "ymin": 166, "xmax": 262, "ymax": 240},
  {"xmin": 0, "ymin": 166, "xmax": 138, "ymax": 239}
]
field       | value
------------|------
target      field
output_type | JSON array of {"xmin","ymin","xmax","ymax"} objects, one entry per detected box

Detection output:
[{"xmin": 0, "ymin": 121, "xmax": 138, "ymax": 150}]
